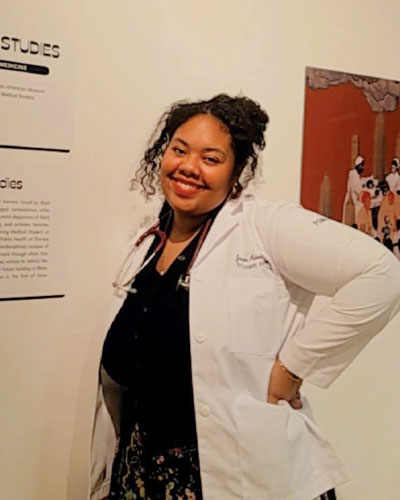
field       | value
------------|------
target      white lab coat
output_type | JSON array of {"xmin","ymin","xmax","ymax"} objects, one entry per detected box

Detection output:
[{"xmin": 89, "ymin": 193, "xmax": 400, "ymax": 500}]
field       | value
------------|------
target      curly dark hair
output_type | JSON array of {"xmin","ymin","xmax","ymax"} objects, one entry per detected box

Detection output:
[{"xmin": 132, "ymin": 93, "xmax": 269, "ymax": 199}]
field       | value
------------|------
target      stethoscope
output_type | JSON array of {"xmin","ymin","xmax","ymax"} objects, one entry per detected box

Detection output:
[{"xmin": 112, "ymin": 210, "xmax": 213, "ymax": 295}]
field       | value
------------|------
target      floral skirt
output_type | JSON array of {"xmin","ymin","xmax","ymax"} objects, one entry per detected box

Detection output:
[
  {"xmin": 109, "ymin": 422, "xmax": 202, "ymax": 500},
  {"xmin": 109, "ymin": 421, "xmax": 336, "ymax": 500}
]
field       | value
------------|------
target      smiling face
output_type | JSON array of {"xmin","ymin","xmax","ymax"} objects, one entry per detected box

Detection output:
[{"xmin": 160, "ymin": 114, "xmax": 236, "ymax": 220}]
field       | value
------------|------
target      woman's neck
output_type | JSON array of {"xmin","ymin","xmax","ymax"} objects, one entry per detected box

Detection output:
[{"xmin": 169, "ymin": 211, "xmax": 207, "ymax": 242}]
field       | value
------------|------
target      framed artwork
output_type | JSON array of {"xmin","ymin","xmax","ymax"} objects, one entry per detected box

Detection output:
[{"xmin": 301, "ymin": 67, "xmax": 400, "ymax": 260}]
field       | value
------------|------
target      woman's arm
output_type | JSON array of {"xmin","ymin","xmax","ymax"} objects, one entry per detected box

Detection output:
[{"xmin": 255, "ymin": 202, "xmax": 400, "ymax": 389}]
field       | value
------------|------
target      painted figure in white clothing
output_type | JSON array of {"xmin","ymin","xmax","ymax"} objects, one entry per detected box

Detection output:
[
  {"xmin": 342, "ymin": 155, "xmax": 365, "ymax": 225},
  {"xmin": 385, "ymin": 157, "xmax": 400, "ymax": 193}
]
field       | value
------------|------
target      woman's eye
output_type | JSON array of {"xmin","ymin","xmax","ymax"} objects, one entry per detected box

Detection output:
[
  {"xmin": 204, "ymin": 157, "xmax": 219, "ymax": 164},
  {"xmin": 173, "ymin": 147, "xmax": 185, "ymax": 155}
]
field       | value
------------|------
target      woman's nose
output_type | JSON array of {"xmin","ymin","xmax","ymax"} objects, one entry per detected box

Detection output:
[{"xmin": 178, "ymin": 155, "xmax": 200, "ymax": 177}]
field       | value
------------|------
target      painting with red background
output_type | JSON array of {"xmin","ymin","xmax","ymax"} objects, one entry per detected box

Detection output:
[{"xmin": 301, "ymin": 68, "xmax": 400, "ymax": 260}]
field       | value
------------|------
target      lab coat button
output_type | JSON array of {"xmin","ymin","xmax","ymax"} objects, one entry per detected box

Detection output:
[
  {"xmin": 199, "ymin": 404, "xmax": 212, "ymax": 417},
  {"xmin": 195, "ymin": 332, "xmax": 206, "ymax": 343},
  {"xmin": 194, "ymin": 275, "xmax": 202, "ymax": 281}
]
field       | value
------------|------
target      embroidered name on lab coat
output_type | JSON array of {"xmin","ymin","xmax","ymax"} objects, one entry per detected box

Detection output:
[{"xmin": 235, "ymin": 254, "xmax": 271, "ymax": 269}]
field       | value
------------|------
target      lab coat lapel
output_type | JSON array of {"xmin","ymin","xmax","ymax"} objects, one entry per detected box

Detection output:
[{"xmin": 193, "ymin": 196, "xmax": 243, "ymax": 269}]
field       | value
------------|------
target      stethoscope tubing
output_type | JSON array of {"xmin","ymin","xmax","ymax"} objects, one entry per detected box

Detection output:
[
  {"xmin": 112, "ymin": 222, "xmax": 165, "ymax": 294},
  {"xmin": 112, "ymin": 213, "xmax": 213, "ymax": 295}
]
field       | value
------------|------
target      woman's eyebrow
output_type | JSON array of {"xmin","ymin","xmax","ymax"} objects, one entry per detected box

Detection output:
[
  {"xmin": 172, "ymin": 137, "xmax": 226, "ymax": 157},
  {"xmin": 204, "ymin": 147, "xmax": 226, "ymax": 156},
  {"xmin": 171, "ymin": 137, "xmax": 188, "ymax": 146}
]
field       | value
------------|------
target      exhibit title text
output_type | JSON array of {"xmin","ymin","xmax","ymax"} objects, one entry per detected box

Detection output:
[{"xmin": 1, "ymin": 36, "xmax": 60, "ymax": 58}]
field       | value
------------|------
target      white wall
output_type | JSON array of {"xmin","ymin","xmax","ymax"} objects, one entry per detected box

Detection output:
[{"xmin": 2, "ymin": 1, "xmax": 400, "ymax": 499}]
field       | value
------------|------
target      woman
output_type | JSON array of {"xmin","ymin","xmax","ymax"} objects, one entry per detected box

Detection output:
[{"xmin": 90, "ymin": 94, "xmax": 400, "ymax": 500}]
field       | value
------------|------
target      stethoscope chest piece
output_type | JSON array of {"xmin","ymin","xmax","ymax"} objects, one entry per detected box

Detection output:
[{"xmin": 177, "ymin": 273, "xmax": 190, "ymax": 291}]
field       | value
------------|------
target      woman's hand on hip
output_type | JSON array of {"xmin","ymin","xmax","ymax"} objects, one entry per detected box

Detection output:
[{"xmin": 267, "ymin": 358, "xmax": 303, "ymax": 409}]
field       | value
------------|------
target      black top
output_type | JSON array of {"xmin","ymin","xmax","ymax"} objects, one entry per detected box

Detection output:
[{"xmin": 101, "ymin": 225, "xmax": 203, "ymax": 453}]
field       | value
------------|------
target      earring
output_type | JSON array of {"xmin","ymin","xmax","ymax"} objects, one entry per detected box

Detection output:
[{"xmin": 232, "ymin": 178, "xmax": 241, "ymax": 194}]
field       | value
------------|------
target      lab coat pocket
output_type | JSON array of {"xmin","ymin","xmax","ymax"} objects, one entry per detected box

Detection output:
[
  {"xmin": 234, "ymin": 391, "xmax": 318, "ymax": 500},
  {"xmin": 228, "ymin": 278, "xmax": 280, "ymax": 354}
]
